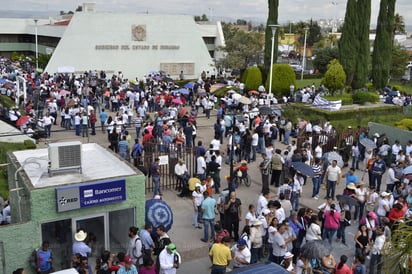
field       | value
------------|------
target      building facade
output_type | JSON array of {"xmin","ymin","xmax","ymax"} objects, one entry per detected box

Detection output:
[{"xmin": 1, "ymin": 142, "xmax": 145, "ymax": 274}]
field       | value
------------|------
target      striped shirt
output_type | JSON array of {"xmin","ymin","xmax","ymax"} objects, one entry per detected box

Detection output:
[{"xmin": 312, "ymin": 163, "xmax": 322, "ymax": 178}]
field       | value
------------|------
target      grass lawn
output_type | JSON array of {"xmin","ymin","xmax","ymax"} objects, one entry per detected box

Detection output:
[
  {"xmin": 296, "ymin": 78, "xmax": 322, "ymax": 89},
  {"xmin": 389, "ymin": 81, "xmax": 412, "ymax": 94}
]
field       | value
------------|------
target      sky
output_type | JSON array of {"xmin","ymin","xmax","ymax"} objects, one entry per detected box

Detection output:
[{"xmin": 2, "ymin": 0, "xmax": 412, "ymax": 28}]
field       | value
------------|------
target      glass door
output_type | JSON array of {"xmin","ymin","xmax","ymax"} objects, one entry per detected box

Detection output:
[{"xmin": 72, "ymin": 214, "xmax": 108, "ymax": 259}]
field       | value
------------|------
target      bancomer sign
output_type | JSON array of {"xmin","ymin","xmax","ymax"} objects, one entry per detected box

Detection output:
[{"xmin": 55, "ymin": 179, "xmax": 126, "ymax": 212}]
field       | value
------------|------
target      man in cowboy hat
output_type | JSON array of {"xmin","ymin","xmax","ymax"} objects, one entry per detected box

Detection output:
[{"xmin": 72, "ymin": 229, "xmax": 91, "ymax": 257}]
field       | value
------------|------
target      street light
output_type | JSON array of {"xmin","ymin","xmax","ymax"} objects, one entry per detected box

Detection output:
[
  {"xmin": 34, "ymin": 19, "xmax": 39, "ymax": 69},
  {"xmin": 268, "ymin": 24, "xmax": 279, "ymax": 98},
  {"xmin": 331, "ymin": 1, "xmax": 339, "ymax": 33},
  {"xmin": 301, "ymin": 27, "xmax": 309, "ymax": 81}
]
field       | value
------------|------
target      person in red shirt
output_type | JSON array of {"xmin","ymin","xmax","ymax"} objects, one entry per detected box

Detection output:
[
  {"xmin": 142, "ymin": 129, "xmax": 154, "ymax": 146},
  {"xmin": 388, "ymin": 202, "xmax": 406, "ymax": 223},
  {"xmin": 335, "ymin": 255, "xmax": 351, "ymax": 274}
]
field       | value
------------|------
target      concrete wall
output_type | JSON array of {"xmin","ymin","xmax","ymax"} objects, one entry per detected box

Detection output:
[{"xmin": 3, "ymin": 154, "xmax": 145, "ymax": 274}]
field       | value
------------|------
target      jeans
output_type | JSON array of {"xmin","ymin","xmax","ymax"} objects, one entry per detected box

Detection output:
[
  {"xmin": 135, "ymin": 126, "xmax": 141, "ymax": 138},
  {"xmin": 81, "ymin": 124, "xmax": 88, "ymax": 137},
  {"xmin": 351, "ymin": 156, "xmax": 359, "ymax": 169},
  {"xmin": 312, "ymin": 177, "xmax": 321, "ymax": 197},
  {"xmin": 258, "ymin": 137, "xmax": 264, "ymax": 153},
  {"xmin": 101, "ymin": 121, "xmax": 106, "ymax": 132},
  {"xmin": 75, "ymin": 125, "xmax": 81, "ymax": 136},
  {"xmin": 291, "ymin": 191, "xmax": 300, "ymax": 212},
  {"xmin": 65, "ymin": 118, "xmax": 71, "ymax": 129},
  {"xmin": 369, "ymin": 253, "xmax": 382, "ymax": 274},
  {"xmin": 202, "ymin": 218, "xmax": 215, "ymax": 241},
  {"xmin": 205, "ymin": 108, "xmax": 211, "ymax": 119},
  {"xmin": 326, "ymin": 180, "xmax": 337, "ymax": 199},
  {"xmin": 354, "ymin": 202, "xmax": 365, "ymax": 221},
  {"xmin": 371, "ymin": 173, "xmax": 383, "ymax": 192},
  {"xmin": 211, "ymin": 265, "xmax": 226, "ymax": 274},
  {"xmin": 192, "ymin": 206, "xmax": 201, "ymax": 227},
  {"xmin": 284, "ymin": 130, "xmax": 291, "ymax": 145},
  {"xmin": 91, "ymin": 122, "xmax": 96, "ymax": 135},
  {"xmin": 153, "ymin": 176, "xmax": 162, "ymax": 196},
  {"xmin": 337, "ymin": 221, "xmax": 346, "ymax": 244},
  {"xmin": 44, "ymin": 124, "xmax": 51, "ymax": 138},
  {"xmin": 251, "ymin": 247, "xmax": 260, "ymax": 264},
  {"xmin": 251, "ymin": 145, "xmax": 257, "ymax": 161},
  {"xmin": 323, "ymin": 228, "xmax": 337, "ymax": 245}
]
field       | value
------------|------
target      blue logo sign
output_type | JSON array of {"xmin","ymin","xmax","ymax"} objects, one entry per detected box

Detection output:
[{"xmin": 56, "ymin": 179, "xmax": 126, "ymax": 212}]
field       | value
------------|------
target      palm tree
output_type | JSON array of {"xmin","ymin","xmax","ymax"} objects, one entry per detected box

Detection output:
[
  {"xmin": 393, "ymin": 13, "xmax": 406, "ymax": 35},
  {"xmin": 383, "ymin": 221, "xmax": 412, "ymax": 273}
]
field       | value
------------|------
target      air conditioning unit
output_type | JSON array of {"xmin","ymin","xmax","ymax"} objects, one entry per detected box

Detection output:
[{"xmin": 48, "ymin": 141, "xmax": 82, "ymax": 176}]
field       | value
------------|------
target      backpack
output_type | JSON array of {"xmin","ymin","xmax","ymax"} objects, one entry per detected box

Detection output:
[{"xmin": 133, "ymin": 237, "xmax": 144, "ymax": 261}]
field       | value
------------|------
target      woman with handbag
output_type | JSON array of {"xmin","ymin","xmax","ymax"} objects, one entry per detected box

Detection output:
[
  {"xmin": 323, "ymin": 204, "xmax": 340, "ymax": 245},
  {"xmin": 354, "ymin": 224, "xmax": 369, "ymax": 257}
]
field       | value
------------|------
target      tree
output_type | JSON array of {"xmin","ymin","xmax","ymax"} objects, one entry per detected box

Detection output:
[
  {"xmin": 307, "ymin": 20, "xmax": 322, "ymax": 47},
  {"xmin": 339, "ymin": 0, "xmax": 371, "ymax": 89},
  {"xmin": 322, "ymin": 59, "xmax": 346, "ymax": 95},
  {"xmin": 313, "ymin": 47, "xmax": 339, "ymax": 74},
  {"xmin": 265, "ymin": 64, "xmax": 295, "ymax": 96},
  {"xmin": 244, "ymin": 66, "xmax": 263, "ymax": 91},
  {"xmin": 352, "ymin": 0, "xmax": 371, "ymax": 89},
  {"xmin": 371, "ymin": 0, "xmax": 396, "ymax": 89},
  {"xmin": 216, "ymin": 29, "xmax": 264, "ymax": 69},
  {"xmin": 393, "ymin": 13, "xmax": 406, "ymax": 35},
  {"xmin": 264, "ymin": 0, "xmax": 279, "ymax": 70},
  {"xmin": 75, "ymin": 5, "xmax": 82, "ymax": 12},
  {"xmin": 194, "ymin": 14, "xmax": 209, "ymax": 22},
  {"xmin": 391, "ymin": 45, "xmax": 410, "ymax": 78}
]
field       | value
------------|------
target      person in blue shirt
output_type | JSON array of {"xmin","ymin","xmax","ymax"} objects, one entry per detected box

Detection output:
[
  {"xmin": 341, "ymin": 168, "xmax": 358, "ymax": 186},
  {"xmin": 118, "ymin": 136, "xmax": 129, "ymax": 160},
  {"xmin": 140, "ymin": 223, "xmax": 155, "ymax": 255},
  {"xmin": 201, "ymin": 191, "xmax": 217, "ymax": 242},
  {"xmin": 33, "ymin": 241, "xmax": 53, "ymax": 274},
  {"xmin": 99, "ymin": 109, "xmax": 107, "ymax": 132},
  {"xmin": 117, "ymin": 256, "xmax": 138, "ymax": 274}
]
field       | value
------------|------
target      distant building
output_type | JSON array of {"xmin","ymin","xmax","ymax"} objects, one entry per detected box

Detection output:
[{"xmin": 0, "ymin": 7, "xmax": 225, "ymax": 79}]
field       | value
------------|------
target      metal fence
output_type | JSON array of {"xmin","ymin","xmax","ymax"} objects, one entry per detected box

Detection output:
[{"xmin": 140, "ymin": 141, "xmax": 197, "ymax": 193}]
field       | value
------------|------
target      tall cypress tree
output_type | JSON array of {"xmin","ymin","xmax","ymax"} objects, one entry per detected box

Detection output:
[
  {"xmin": 371, "ymin": 0, "xmax": 396, "ymax": 89},
  {"xmin": 352, "ymin": 0, "xmax": 371, "ymax": 89},
  {"xmin": 338, "ymin": 0, "xmax": 358, "ymax": 86},
  {"xmin": 264, "ymin": 0, "xmax": 279, "ymax": 70}
]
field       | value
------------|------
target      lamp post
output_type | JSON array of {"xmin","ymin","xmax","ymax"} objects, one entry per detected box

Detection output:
[
  {"xmin": 300, "ymin": 27, "xmax": 309, "ymax": 81},
  {"xmin": 34, "ymin": 19, "xmax": 39, "ymax": 70},
  {"xmin": 268, "ymin": 24, "xmax": 279, "ymax": 97},
  {"xmin": 228, "ymin": 113, "xmax": 244, "ymax": 193},
  {"xmin": 331, "ymin": 1, "xmax": 339, "ymax": 33}
]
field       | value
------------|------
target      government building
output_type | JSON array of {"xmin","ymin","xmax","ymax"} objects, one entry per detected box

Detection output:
[{"xmin": 0, "ymin": 3, "xmax": 226, "ymax": 79}]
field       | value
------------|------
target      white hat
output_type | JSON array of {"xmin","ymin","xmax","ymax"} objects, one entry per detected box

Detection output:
[
  {"xmin": 195, "ymin": 183, "xmax": 201, "ymax": 188},
  {"xmin": 381, "ymin": 191, "xmax": 390, "ymax": 197},
  {"xmin": 74, "ymin": 230, "xmax": 87, "ymax": 242},
  {"xmin": 284, "ymin": 252, "xmax": 294, "ymax": 259},
  {"xmin": 262, "ymin": 208, "xmax": 271, "ymax": 215},
  {"xmin": 347, "ymin": 183, "xmax": 356, "ymax": 190},
  {"xmin": 374, "ymin": 133, "xmax": 380, "ymax": 138},
  {"xmin": 253, "ymin": 219, "xmax": 263, "ymax": 226}
]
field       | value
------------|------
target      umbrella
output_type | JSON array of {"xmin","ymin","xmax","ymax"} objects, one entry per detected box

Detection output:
[
  {"xmin": 171, "ymin": 88, "xmax": 189, "ymax": 95},
  {"xmin": 154, "ymin": 76, "xmax": 162, "ymax": 81},
  {"xmin": 404, "ymin": 174, "xmax": 412, "ymax": 180},
  {"xmin": 249, "ymin": 90, "xmax": 259, "ymax": 95},
  {"xmin": 259, "ymin": 106, "xmax": 272, "ymax": 115},
  {"xmin": 326, "ymin": 152, "xmax": 344, "ymax": 168},
  {"xmin": 197, "ymin": 92, "xmax": 208, "ymax": 97},
  {"xmin": 149, "ymin": 70, "xmax": 158, "ymax": 76},
  {"xmin": 172, "ymin": 98, "xmax": 182, "ymax": 104},
  {"xmin": 232, "ymin": 93, "xmax": 242, "ymax": 100},
  {"xmin": 145, "ymin": 198, "xmax": 173, "ymax": 232},
  {"xmin": 162, "ymin": 76, "xmax": 173, "ymax": 82},
  {"xmin": 184, "ymin": 82, "xmax": 195, "ymax": 89},
  {"xmin": 301, "ymin": 240, "xmax": 332, "ymax": 259},
  {"xmin": 359, "ymin": 138, "xmax": 376, "ymax": 150},
  {"xmin": 403, "ymin": 165, "xmax": 412, "ymax": 175},
  {"xmin": 228, "ymin": 262, "xmax": 289, "ymax": 274},
  {"xmin": 0, "ymin": 78, "xmax": 7, "ymax": 84},
  {"xmin": 239, "ymin": 96, "xmax": 251, "ymax": 105},
  {"xmin": 291, "ymin": 162, "xmax": 315, "ymax": 177},
  {"xmin": 58, "ymin": 90, "xmax": 71, "ymax": 97},
  {"xmin": 336, "ymin": 194, "xmax": 359, "ymax": 207},
  {"xmin": 16, "ymin": 116, "xmax": 30, "ymax": 126},
  {"xmin": 271, "ymin": 107, "xmax": 282, "ymax": 117},
  {"xmin": 160, "ymin": 107, "xmax": 170, "ymax": 115}
]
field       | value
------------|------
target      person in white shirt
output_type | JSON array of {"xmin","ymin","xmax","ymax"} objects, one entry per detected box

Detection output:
[
  {"xmin": 159, "ymin": 243, "xmax": 181, "ymax": 274},
  {"xmin": 251, "ymin": 131, "xmax": 259, "ymax": 162},
  {"xmin": 256, "ymin": 190, "xmax": 270, "ymax": 217},
  {"xmin": 324, "ymin": 160, "xmax": 341, "ymax": 200},
  {"xmin": 174, "ymin": 159, "xmax": 188, "ymax": 191},
  {"xmin": 369, "ymin": 226, "xmax": 385, "ymax": 274},
  {"xmin": 291, "ymin": 172, "xmax": 304, "ymax": 212},
  {"xmin": 196, "ymin": 154, "xmax": 206, "ymax": 181},
  {"xmin": 231, "ymin": 238, "xmax": 251, "ymax": 268},
  {"xmin": 314, "ymin": 143, "xmax": 323, "ymax": 159}
]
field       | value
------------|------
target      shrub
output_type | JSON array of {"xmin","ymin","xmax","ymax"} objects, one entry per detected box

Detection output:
[
  {"xmin": 395, "ymin": 119, "xmax": 412, "ymax": 130},
  {"xmin": 321, "ymin": 59, "xmax": 346, "ymax": 95},
  {"xmin": 244, "ymin": 66, "xmax": 262, "ymax": 91},
  {"xmin": 265, "ymin": 64, "xmax": 296, "ymax": 96},
  {"xmin": 352, "ymin": 91, "xmax": 380, "ymax": 105},
  {"xmin": 214, "ymin": 86, "xmax": 240, "ymax": 98},
  {"xmin": 392, "ymin": 85, "xmax": 404, "ymax": 93},
  {"xmin": 365, "ymin": 82, "xmax": 375, "ymax": 92}
]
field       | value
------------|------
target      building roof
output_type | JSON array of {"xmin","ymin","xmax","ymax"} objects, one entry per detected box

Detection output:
[{"xmin": 12, "ymin": 143, "xmax": 137, "ymax": 189}]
